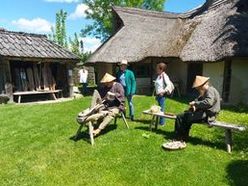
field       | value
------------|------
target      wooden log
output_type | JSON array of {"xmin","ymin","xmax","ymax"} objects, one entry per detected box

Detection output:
[
  {"xmin": 1, "ymin": 60, "xmax": 13, "ymax": 102},
  {"xmin": 26, "ymin": 67, "xmax": 35, "ymax": 91},
  {"xmin": 88, "ymin": 122, "xmax": 94, "ymax": 145},
  {"xmin": 42, "ymin": 63, "xmax": 49, "ymax": 90},
  {"xmin": 0, "ymin": 63, "xmax": 5, "ymax": 94},
  {"xmin": 121, "ymin": 112, "xmax": 129, "ymax": 129},
  {"xmin": 33, "ymin": 64, "xmax": 41, "ymax": 90},
  {"xmin": 67, "ymin": 64, "xmax": 74, "ymax": 97},
  {"xmin": 150, "ymin": 115, "xmax": 155, "ymax": 131},
  {"xmin": 225, "ymin": 129, "xmax": 232, "ymax": 153},
  {"xmin": 155, "ymin": 116, "xmax": 159, "ymax": 130}
]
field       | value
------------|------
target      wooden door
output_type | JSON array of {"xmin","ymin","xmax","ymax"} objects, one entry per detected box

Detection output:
[{"xmin": 187, "ymin": 63, "xmax": 203, "ymax": 94}]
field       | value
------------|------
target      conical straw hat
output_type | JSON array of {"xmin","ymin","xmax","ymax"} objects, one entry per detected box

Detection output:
[
  {"xmin": 100, "ymin": 73, "xmax": 116, "ymax": 83},
  {"xmin": 192, "ymin": 76, "xmax": 210, "ymax": 88}
]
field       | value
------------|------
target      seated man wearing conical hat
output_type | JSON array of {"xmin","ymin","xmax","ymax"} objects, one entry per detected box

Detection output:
[
  {"xmin": 162, "ymin": 76, "xmax": 221, "ymax": 150},
  {"xmin": 92, "ymin": 73, "xmax": 125, "ymax": 136}
]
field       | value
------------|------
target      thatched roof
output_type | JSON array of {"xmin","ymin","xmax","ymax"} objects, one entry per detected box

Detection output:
[
  {"xmin": 0, "ymin": 29, "xmax": 79, "ymax": 62},
  {"xmin": 87, "ymin": 0, "xmax": 248, "ymax": 63}
]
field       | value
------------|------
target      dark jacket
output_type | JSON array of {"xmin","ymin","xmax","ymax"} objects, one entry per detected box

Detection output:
[
  {"xmin": 98, "ymin": 82, "xmax": 125, "ymax": 111},
  {"xmin": 116, "ymin": 69, "xmax": 136, "ymax": 96},
  {"xmin": 194, "ymin": 86, "xmax": 221, "ymax": 117}
]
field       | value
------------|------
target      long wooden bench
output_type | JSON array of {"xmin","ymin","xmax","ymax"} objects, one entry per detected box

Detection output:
[
  {"xmin": 143, "ymin": 110, "xmax": 246, "ymax": 153},
  {"xmin": 13, "ymin": 90, "xmax": 62, "ymax": 103}
]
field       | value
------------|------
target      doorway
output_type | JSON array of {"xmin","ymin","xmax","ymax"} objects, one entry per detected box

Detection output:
[{"xmin": 187, "ymin": 63, "xmax": 203, "ymax": 95}]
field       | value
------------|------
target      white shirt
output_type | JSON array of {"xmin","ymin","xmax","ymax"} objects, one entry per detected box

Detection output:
[
  {"xmin": 79, "ymin": 69, "xmax": 88, "ymax": 83},
  {"xmin": 155, "ymin": 72, "xmax": 172, "ymax": 95}
]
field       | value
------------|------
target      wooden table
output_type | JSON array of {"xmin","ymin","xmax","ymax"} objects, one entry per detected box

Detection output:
[
  {"xmin": 142, "ymin": 110, "xmax": 176, "ymax": 131},
  {"xmin": 13, "ymin": 90, "xmax": 62, "ymax": 103}
]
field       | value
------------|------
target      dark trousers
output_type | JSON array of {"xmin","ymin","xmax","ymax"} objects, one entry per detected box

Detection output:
[
  {"xmin": 174, "ymin": 110, "xmax": 208, "ymax": 141},
  {"xmin": 82, "ymin": 83, "xmax": 88, "ymax": 95}
]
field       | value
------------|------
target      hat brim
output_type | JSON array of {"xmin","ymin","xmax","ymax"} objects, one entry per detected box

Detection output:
[
  {"xmin": 119, "ymin": 63, "xmax": 128, "ymax": 66},
  {"xmin": 192, "ymin": 77, "xmax": 210, "ymax": 88},
  {"xmin": 100, "ymin": 78, "xmax": 116, "ymax": 83}
]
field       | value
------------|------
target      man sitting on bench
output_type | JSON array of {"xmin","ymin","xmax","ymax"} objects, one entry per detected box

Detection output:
[
  {"xmin": 162, "ymin": 75, "xmax": 221, "ymax": 150},
  {"xmin": 78, "ymin": 73, "xmax": 125, "ymax": 136}
]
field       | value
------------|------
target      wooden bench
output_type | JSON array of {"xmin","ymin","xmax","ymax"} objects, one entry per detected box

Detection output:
[
  {"xmin": 13, "ymin": 90, "xmax": 62, "ymax": 103},
  {"xmin": 143, "ymin": 110, "xmax": 246, "ymax": 153}
]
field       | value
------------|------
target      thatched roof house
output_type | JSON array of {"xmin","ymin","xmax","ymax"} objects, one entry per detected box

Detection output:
[
  {"xmin": 0, "ymin": 29, "xmax": 79, "ymax": 103},
  {"xmin": 87, "ymin": 0, "xmax": 248, "ymax": 105},
  {"xmin": 88, "ymin": 0, "xmax": 248, "ymax": 63}
]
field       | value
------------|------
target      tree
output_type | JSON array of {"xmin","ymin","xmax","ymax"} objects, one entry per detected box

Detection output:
[
  {"xmin": 69, "ymin": 33, "xmax": 91, "ymax": 63},
  {"xmin": 69, "ymin": 33, "xmax": 81, "ymax": 56},
  {"xmin": 82, "ymin": 0, "xmax": 166, "ymax": 41},
  {"xmin": 49, "ymin": 9, "xmax": 68, "ymax": 48}
]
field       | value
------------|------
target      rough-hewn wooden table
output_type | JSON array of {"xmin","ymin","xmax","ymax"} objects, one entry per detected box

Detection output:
[{"xmin": 13, "ymin": 89, "xmax": 62, "ymax": 103}]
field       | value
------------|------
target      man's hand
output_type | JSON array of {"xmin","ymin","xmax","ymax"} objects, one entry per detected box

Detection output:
[
  {"xmin": 106, "ymin": 91, "xmax": 116, "ymax": 101},
  {"xmin": 189, "ymin": 101, "xmax": 196, "ymax": 112},
  {"xmin": 189, "ymin": 101, "xmax": 195, "ymax": 106}
]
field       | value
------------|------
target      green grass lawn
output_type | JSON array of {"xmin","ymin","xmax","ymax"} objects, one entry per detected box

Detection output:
[{"xmin": 0, "ymin": 96, "xmax": 248, "ymax": 186}]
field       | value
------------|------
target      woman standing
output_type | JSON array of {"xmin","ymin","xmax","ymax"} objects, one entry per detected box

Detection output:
[{"xmin": 154, "ymin": 63, "xmax": 174, "ymax": 126}]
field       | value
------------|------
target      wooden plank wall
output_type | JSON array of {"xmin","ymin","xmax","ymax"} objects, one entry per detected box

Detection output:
[
  {"xmin": 0, "ymin": 59, "xmax": 13, "ymax": 101},
  {"xmin": 0, "ymin": 61, "xmax": 5, "ymax": 94}
]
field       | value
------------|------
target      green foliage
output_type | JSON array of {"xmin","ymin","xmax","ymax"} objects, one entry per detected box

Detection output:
[
  {"xmin": 69, "ymin": 33, "xmax": 81, "ymax": 56},
  {"xmin": 0, "ymin": 96, "xmax": 248, "ymax": 185},
  {"xmin": 82, "ymin": 0, "xmax": 166, "ymax": 41},
  {"xmin": 49, "ymin": 9, "xmax": 68, "ymax": 48},
  {"xmin": 69, "ymin": 32, "xmax": 92, "ymax": 63}
]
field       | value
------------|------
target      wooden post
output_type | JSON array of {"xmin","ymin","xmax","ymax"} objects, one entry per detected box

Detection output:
[
  {"xmin": 155, "ymin": 116, "xmax": 159, "ymax": 130},
  {"xmin": 121, "ymin": 112, "xmax": 129, "ymax": 129},
  {"xmin": 67, "ymin": 64, "xmax": 74, "ymax": 97},
  {"xmin": 225, "ymin": 129, "xmax": 232, "ymax": 153},
  {"xmin": 150, "ymin": 115, "xmax": 155, "ymax": 131},
  {"xmin": 88, "ymin": 122, "xmax": 94, "ymax": 145},
  {"xmin": 3, "ymin": 60, "xmax": 13, "ymax": 102}
]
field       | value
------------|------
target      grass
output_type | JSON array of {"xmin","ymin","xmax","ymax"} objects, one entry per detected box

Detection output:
[{"xmin": 0, "ymin": 96, "xmax": 248, "ymax": 186}]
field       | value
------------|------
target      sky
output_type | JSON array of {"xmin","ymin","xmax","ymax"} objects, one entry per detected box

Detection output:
[{"xmin": 0, "ymin": 0, "xmax": 206, "ymax": 52}]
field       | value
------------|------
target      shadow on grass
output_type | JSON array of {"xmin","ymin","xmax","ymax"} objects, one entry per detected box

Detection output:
[
  {"xmin": 134, "ymin": 119, "xmax": 151, "ymax": 125},
  {"xmin": 170, "ymin": 97, "xmax": 191, "ymax": 105},
  {"xmin": 70, "ymin": 124, "xmax": 117, "ymax": 144},
  {"xmin": 226, "ymin": 160, "xmax": 248, "ymax": 186},
  {"xmin": 135, "ymin": 126, "xmax": 226, "ymax": 151},
  {"xmin": 222, "ymin": 104, "xmax": 248, "ymax": 114}
]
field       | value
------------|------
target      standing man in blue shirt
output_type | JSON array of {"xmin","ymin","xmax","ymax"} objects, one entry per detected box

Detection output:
[{"xmin": 117, "ymin": 60, "xmax": 136, "ymax": 121}]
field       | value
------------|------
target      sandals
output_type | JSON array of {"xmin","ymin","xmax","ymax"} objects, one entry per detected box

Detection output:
[{"xmin": 162, "ymin": 140, "xmax": 187, "ymax": 150}]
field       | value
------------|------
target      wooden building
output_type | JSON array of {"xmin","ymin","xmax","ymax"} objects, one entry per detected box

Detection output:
[
  {"xmin": 86, "ymin": 0, "xmax": 248, "ymax": 105},
  {"xmin": 0, "ymin": 29, "xmax": 79, "ymax": 103}
]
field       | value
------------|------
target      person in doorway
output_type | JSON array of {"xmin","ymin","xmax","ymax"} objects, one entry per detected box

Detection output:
[
  {"xmin": 154, "ymin": 63, "xmax": 174, "ymax": 126},
  {"xmin": 116, "ymin": 59, "xmax": 136, "ymax": 121},
  {"xmin": 162, "ymin": 76, "xmax": 221, "ymax": 150},
  {"xmin": 78, "ymin": 67, "xmax": 88, "ymax": 95}
]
